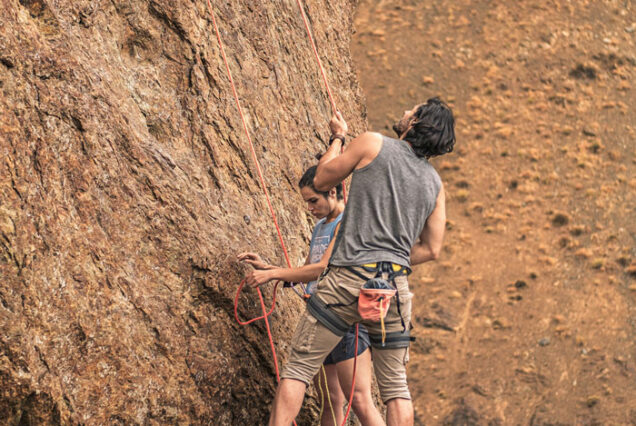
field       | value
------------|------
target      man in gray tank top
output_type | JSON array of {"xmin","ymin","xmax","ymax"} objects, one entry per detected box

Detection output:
[{"xmin": 269, "ymin": 98, "xmax": 455, "ymax": 426}]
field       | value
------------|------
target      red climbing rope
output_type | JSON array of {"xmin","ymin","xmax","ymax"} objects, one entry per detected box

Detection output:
[
  {"xmin": 233, "ymin": 280, "xmax": 280, "ymax": 326},
  {"xmin": 206, "ymin": 4, "xmax": 295, "ymax": 424},
  {"xmin": 206, "ymin": 0, "xmax": 292, "ymax": 268},
  {"xmin": 294, "ymin": 0, "xmax": 338, "ymax": 114},
  {"xmin": 295, "ymin": 0, "xmax": 348, "ymax": 203},
  {"xmin": 343, "ymin": 324, "xmax": 359, "ymax": 424},
  {"xmin": 209, "ymin": 2, "xmax": 357, "ymax": 424}
]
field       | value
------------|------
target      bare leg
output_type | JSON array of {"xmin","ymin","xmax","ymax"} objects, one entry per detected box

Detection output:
[
  {"xmin": 315, "ymin": 364, "xmax": 345, "ymax": 426},
  {"xmin": 269, "ymin": 378, "xmax": 307, "ymax": 426},
  {"xmin": 385, "ymin": 398, "xmax": 413, "ymax": 426},
  {"xmin": 336, "ymin": 349, "xmax": 384, "ymax": 426}
]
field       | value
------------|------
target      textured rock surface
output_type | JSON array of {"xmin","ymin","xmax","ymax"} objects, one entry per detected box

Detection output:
[{"xmin": 0, "ymin": 0, "xmax": 365, "ymax": 423}]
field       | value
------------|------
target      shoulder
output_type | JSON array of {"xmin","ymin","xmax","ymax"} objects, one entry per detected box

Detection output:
[
  {"xmin": 348, "ymin": 132, "xmax": 384, "ymax": 169},
  {"xmin": 428, "ymin": 161, "xmax": 442, "ymax": 182},
  {"xmin": 425, "ymin": 163, "xmax": 443, "ymax": 195},
  {"xmin": 363, "ymin": 131, "xmax": 383, "ymax": 140},
  {"xmin": 310, "ymin": 218, "xmax": 326, "ymax": 237},
  {"xmin": 360, "ymin": 131, "xmax": 383, "ymax": 144},
  {"xmin": 348, "ymin": 131, "xmax": 383, "ymax": 149}
]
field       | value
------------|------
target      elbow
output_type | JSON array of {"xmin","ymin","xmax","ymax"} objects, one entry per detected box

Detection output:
[
  {"xmin": 412, "ymin": 244, "xmax": 441, "ymax": 265},
  {"xmin": 316, "ymin": 260, "xmax": 329, "ymax": 274},
  {"xmin": 309, "ymin": 261, "xmax": 329, "ymax": 281},
  {"xmin": 430, "ymin": 246, "xmax": 442, "ymax": 261},
  {"xmin": 313, "ymin": 176, "xmax": 330, "ymax": 192}
]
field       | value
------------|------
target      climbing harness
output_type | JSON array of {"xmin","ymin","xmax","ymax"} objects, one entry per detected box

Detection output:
[
  {"xmin": 310, "ymin": 262, "xmax": 412, "ymax": 347},
  {"xmin": 206, "ymin": 1, "xmax": 357, "ymax": 424},
  {"xmin": 348, "ymin": 263, "xmax": 411, "ymax": 333},
  {"xmin": 284, "ymin": 281, "xmax": 312, "ymax": 301}
]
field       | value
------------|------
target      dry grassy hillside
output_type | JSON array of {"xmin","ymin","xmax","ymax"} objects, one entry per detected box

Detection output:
[{"xmin": 353, "ymin": 0, "xmax": 635, "ymax": 423}]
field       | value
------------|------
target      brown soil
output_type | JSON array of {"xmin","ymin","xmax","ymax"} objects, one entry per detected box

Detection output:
[{"xmin": 352, "ymin": 0, "xmax": 636, "ymax": 424}]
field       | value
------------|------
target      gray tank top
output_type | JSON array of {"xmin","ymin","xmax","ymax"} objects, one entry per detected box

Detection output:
[{"xmin": 329, "ymin": 135, "xmax": 442, "ymax": 267}]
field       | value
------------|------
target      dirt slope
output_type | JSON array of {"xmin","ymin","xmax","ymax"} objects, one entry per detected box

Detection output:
[
  {"xmin": 352, "ymin": 0, "xmax": 635, "ymax": 424},
  {"xmin": 0, "ymin": 0, "xmax": 365, "ymax": 423}
]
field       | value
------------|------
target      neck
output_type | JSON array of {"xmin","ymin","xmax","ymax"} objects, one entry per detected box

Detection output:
[
  {"xmin": 325, "ymin": 201, "xmax": 345, "ymax": 222},
  {"xmin": 399, "ymin": 134, "xmax": 414, "ymax": 150}
]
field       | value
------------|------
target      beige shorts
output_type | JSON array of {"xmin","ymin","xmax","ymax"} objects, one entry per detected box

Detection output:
[{"xmin": 281, "ymin": 266, "xmax": 413, "ymax": 402}]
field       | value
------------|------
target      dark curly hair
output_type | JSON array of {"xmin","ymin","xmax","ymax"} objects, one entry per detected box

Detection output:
[
  {"xmin": 298, "ymin": 165, "xmax": 343, "ymax": 200},
  {"xmin": 402, "ymin": 97, "xmax": 455, "ymax": 158}
]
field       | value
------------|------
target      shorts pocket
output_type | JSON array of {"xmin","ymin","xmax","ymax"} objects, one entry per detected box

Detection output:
[
  {"xmin": 398, "ymin": 291, "xmax": 414, "ymax": 304},
  {"xmin": 394, "ymin": 276, "xmax": 411, "ymax": 295},
  {"xmin": 291, "ymin": 313, "xmax": 318, "ymax": 353}
]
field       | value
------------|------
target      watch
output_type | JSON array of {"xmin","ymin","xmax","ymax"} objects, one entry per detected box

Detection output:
[{"xmin": 329, "ymin": 134, "xmax": 346, "ymax": 146}]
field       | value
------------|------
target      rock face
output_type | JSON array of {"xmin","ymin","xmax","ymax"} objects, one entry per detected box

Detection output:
[{"xmin": 0, "ymin": 0, "xmax": 365, "ymax": 423}]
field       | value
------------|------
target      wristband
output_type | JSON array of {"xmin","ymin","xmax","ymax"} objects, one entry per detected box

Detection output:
[{"xmin": 328, "ymin": 134, "xmax": 346, "ymax": 146}]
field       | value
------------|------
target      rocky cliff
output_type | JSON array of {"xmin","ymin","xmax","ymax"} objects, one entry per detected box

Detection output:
[{"xmin": 0, "ymin": 0, "xmax": 365, "ymax": 423}]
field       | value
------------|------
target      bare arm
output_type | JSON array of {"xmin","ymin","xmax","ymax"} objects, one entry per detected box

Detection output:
[
  {"xmin": 236, "ymin": 252, "xmax": 277, "ymax": 270},
  {"xmin": 314, "ymin": 112, "xmax": 382, "ymax": 191},
  {"xmin": 237, "ymin": 249, "xmax": 311, "ymax": 276},
  {"xmin": 314, "ymin": 132, "xmax": 382, "ymax": 191},
  {"xmin": 410, "ymin": 186, "xmax": 446, "ymax": 265},
  {"xmin": 245, "ymin": 224, "xmax": 341, "ymax": 288}
]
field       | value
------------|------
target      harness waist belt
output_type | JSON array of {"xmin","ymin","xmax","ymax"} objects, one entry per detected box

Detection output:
[
  {"xmin": 361, "ymin": 262, "xmax": 411, "ymax": 275},
  {"xmin": 307, "ymin": 295, "xmax": 350, "ymax": 337},
  {"xmin": 368, "ymin": 330, "xmax": 412, "ymax": 349}
]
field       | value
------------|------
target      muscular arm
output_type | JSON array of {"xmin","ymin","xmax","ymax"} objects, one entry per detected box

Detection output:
[
  {"xmin": 410, "ymin": 186, "xmax": 446, "ymax": 265},
  {"xmin": 314, "ymin": 132, "xmax": 382, "ymax": 191},
  {"xmin": 246, "ymin": 224, "xmax": 341, "ymax": 287}
]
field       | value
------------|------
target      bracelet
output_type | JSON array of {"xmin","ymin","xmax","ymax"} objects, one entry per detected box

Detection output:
[{"xmin": 328, "ymin": 134, "xmax": 346, "ymax": 146}]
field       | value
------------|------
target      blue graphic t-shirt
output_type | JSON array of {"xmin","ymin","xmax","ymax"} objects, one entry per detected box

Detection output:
[{"xmin": 305, "ymin": 212, "xmax": 343, "ymax": 295}]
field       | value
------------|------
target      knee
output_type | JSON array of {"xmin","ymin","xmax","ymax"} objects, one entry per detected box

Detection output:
[
  {"xmin": 351, "ymin": 389, "xmax": 373, "ymax": 410},
  {"xmin": 329, "ymin": 391, "xmax": 345, "ymax": 409},
  {"xmin": 326, "ymin": 383, "xmax": 344, "ymax": 404}
]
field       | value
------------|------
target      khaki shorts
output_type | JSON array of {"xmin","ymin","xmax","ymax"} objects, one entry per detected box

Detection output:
[{"xmin": 281, "ymin": 266, "xmax": 412, "ymax": 402}]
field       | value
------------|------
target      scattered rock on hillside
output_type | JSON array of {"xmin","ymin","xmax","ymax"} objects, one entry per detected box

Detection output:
[
  {"xmin": 551, "ymin": 212, "xmax": 571, "ymax": 227},
  {"xmin": 442, "ymin": 400, "xmax": 481, "ymax": 425}
]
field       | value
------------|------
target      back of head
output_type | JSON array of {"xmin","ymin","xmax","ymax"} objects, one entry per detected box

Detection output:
[
  {"xmin": 404, "ymin": 97, "xmax": 456, "ymax": 158},
  {"xmin": 298, "ymin": 165, "xmax": 344, "ymax": 200}
]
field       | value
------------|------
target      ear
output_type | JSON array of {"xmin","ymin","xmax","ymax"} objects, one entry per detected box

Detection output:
[{"xmin": 328, "ymin": 187, "xmax": 337, "ymax": 198}]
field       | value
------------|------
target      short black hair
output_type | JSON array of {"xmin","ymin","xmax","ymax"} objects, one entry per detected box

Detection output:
[
  {"xmin": 404, "ymin": 97, "xmax": 455, "ymax": 158},
  {"xmin": 298, "ymin": 165, "xmax": 344, "ymax": 200}
]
